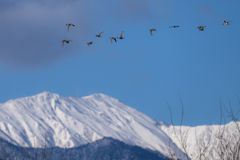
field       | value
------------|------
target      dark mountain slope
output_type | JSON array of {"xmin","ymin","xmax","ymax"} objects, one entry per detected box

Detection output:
[{"xmin": 0, "ymin": 137, "xmax": 166, "ymax": 160}]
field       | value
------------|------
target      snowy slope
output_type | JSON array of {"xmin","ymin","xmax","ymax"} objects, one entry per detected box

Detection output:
[
  {"xmin": 0, "ymin": 91, "xmax": 184, "ymax": 158},
  {"xmin": 0, "ymin": 91, "xmax": 238, "ymax": 159},
  {"xmin": 162, "ymin": 121, "xmax": 240, "ymax": 159}
]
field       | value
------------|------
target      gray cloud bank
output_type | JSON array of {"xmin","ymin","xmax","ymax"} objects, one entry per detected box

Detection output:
[{"xmin": 0, "ymin": 0, "xmax": 173, "ymax": 69}]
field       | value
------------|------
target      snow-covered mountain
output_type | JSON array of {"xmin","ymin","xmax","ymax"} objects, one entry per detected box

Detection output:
[
  {"xmin": 0, "ymin": 92, "xmax": 238, "ymax": 159},
  {"xmin": 0, "ymin": 91, "xmax": 184, "ymax": 158},
  {"xmin": 162, "ymin": 121, "xmax": 240, "ymax": 159}
]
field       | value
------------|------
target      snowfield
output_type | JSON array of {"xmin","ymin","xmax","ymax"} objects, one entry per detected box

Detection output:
[{"xmin": 0, "ymin": 91, "xmax": 238, "ymax": 159}]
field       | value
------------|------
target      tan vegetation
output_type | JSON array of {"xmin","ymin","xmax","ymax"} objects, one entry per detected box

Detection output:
[{"xmin": 164, "ymin": 95, "xmax": 240, "ymax": 160}]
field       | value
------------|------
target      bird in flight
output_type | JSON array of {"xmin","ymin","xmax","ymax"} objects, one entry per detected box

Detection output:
[
  {"xmin": 66, "ymin": 23, "xmax": 75, "ymax": 31},
  {"xmin": 62, "ymin": 40, "xmax": 72, "ymax": 46},
  {"xmin": 87, "ymin": 41, "xmax": 93, "ymax": 46},
  {"xmin": 117, "ymin": 31, "xmax": 125, "ymax": 39},
  {"xmin": 169, "ymin": 26, "xmax": 180, "ymax": 28},
  {"xmin": 110, "ymin": 37, "xmax": 117, "ymax": 43},
  {"xmin": 96, "ymin": 31, "xmax": 104, "ymax": 37},
  {"xmin": 149, "ymin": 29, "xmax": 156, "ymax": 36},
  {"xmin": 197, "ymin": 26, "xmax": 206, "ymax": 31},
  {"xmin": 223, "ymin": 21, "xmax": 232, "ymax": 25}
]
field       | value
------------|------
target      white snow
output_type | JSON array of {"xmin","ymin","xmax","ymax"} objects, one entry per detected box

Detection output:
[
  {"xmin": 0, "ymin": 91, "xmax": 238, "ymax": 159},
  {"xmin": 0, "ymin": 92, "xmax": 184, "ymax": 157}
]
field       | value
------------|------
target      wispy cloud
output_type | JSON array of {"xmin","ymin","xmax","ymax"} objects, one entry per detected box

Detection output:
[
  {"xmin": 0, "ymin": 1, "xmax": 94, "ymax": 69},
  {"xmin": 0, "ymin": 0, "xmax": 174, "ymax": 69}
]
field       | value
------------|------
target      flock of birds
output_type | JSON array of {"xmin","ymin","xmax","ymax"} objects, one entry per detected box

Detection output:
[{"xmin": 61, "ymin": 21, "xmax": 232, "ymax": 46}]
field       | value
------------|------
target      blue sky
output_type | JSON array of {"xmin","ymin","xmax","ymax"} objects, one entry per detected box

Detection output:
[{"xmin": 0, "ymin": 0, "xmax": 240, "ymax": 126}]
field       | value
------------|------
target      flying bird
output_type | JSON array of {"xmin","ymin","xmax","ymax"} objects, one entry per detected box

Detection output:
[
  {"xmin": 96, "ymin": 31, "xmax": 104, "ymax": 37},
  {"xmin": 117, "ymin": 31, "xmax": 124, "ymax": 39},
  {"xmin": 197, "ymin": 26, "xmax": 206, "ymax": 31},
  {"xmin": 149, "ymin": 29, "xmax": 156, "ymax": 36},
  {"xmin": 110, "ymin": 37, "xmax": 117, "ymax": 43},
  {"xmin": 62, "ymin": 40, "xmax": 72, "ymax": 46},
  {"xmin": 66, "ymin": 23, "xmax": 75, "ymax": 31},
  {"xmin": 169, "ymin": 26, "xmax": 180, "ymax": 28},
  {"xmin": 223, "ymin": 21, "xmax": 232, "ymax": 25},
  {"xmin": 87, "ymin": 41, "xmax": 93, "ymax": 46}
]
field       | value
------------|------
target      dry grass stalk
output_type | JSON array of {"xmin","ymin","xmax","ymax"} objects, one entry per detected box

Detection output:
[
  {"xmin": 165, "ymin": 96, "xmax": 240, "ymax": 160},
  {"xmin": 165, "ymin": 95, "xmax": 191, "ymax": 160}
]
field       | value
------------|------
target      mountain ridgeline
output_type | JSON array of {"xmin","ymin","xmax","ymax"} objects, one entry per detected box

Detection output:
[
  {"xmin": 0, "ymin": 91, "xmax": 184, "ymax": 158},
  {"xmin": 0, "ymin": 91, "xmax": 239, "ymax": 159},
  {"xmin": 0, "ymin": 137, "xmax": 165, "ymax": 160}
]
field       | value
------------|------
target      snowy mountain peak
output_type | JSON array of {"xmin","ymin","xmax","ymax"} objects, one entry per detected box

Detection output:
[
  {"xmin": 83, "ymin": 93, "xmax": 109, "ymax": 99},
  {"xmin": 4, "ymin": 91, "xmax": 61, "ymax": 104},
  {"xmin": 0, "ymin": 92, "xmax": 184, "ymax": 158},
  {"xmin": 0, "ymin": 92, "xmax": 238, "ymax": 159},
  {"xmin": 35, "ymin": 92, "xmax": 118, "ymax": 106},
  {"xmin": 34, "ymin": 91, "xmax": 61, "ymax": 100},
  {"xmin": 37, "ymin": 91, "xmax": 58, "ymax": 96},
  {"xmin": 82, "ymin": 93, "xmax": 120, "ymax": 103}
]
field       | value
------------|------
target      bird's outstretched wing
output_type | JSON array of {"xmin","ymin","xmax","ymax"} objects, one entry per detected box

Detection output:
[
  {"xmin": 149, "ymin": 29, "xmax": 156, "ymax": 35},
  {"xmin": 62, "ymin": 40, "xmax": 66, "ymax": 46},
  {"xmin": 120, "ymin": 31, "xmax": 123, "ymax": 37},
  {"xmin": 99, "ymin": 31, "xmax": 104, "ymax": 36},
  {"xmin": 66, "ymin": 24, "xmax": 75, "ymax": 31},
  {"xmin": 68, "ymin": 25, "xmax": 70, "ymax": 31}
]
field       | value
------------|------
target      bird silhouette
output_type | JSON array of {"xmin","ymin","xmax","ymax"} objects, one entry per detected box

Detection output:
[
  {"xmin": 87, "ymin": 41, "xmax": 93, "ymax": 46},
  {"xmin": 198, "ymin": 26, "xmax": 206, "ymax": 31},
  {"xmin": 223, "ymin": 21, "xmax": 232, "ymax": 25},
  {"xmin": 62, "ymin": 40, "xmax": 72, "ymax": 46},
  {"xmin": 110, "ymin": 37, "xmax": 117, "ymax": 43},
  {"xmin": 169, "ymin": 26, "xmax": 180, "ymax": 28},
  {"xmin": 96, "ymin": 31, "xmax": 104, "ymax": 37},
  {"xmin": 149, "ymin": 29, "xmax": 156, "ymax": 36},
  {"xmin": 66, "ymin": 23, "xmax": 75, "ymax": 31},
  {"xmin": 117, "ymin": 31, "xmax": 124, "ymax": 39}
]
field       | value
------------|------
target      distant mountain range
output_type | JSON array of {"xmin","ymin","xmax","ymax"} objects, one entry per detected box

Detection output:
[
  {"xmin": 0, "ymin": 137, "xmax": 165, "ymax": 160},
  {"xmin": 0, "ymin": 92, "xmax": 238, "ymax": 159}
]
